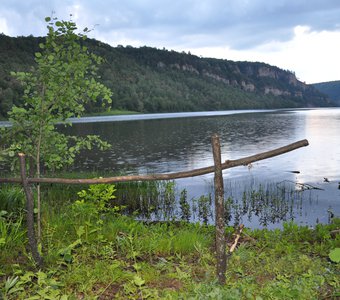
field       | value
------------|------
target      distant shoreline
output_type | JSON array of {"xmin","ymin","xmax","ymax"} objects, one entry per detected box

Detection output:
[{"xmin": 1, "ymin": 107, "xmax": 339, "ymax": 127}]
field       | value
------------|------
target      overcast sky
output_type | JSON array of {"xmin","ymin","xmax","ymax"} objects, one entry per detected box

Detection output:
[{"xmin": 1, "ymin": 0, "xmax": 340, "ymax": 84}]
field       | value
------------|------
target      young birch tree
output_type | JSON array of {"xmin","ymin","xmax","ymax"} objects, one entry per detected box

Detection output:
[{"xmin": 1, "ymin": 16, "xmax": 112, "ymax": 242}]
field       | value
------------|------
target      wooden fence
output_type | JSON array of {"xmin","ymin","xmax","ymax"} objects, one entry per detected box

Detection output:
[{"xmin": 0, "ymin": 136, "xmax": 309, "ymax": 284}]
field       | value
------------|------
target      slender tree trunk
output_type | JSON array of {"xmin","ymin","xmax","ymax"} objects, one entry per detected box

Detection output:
[
  {"xmin": 19, "ymin": 153, "xmax": 43, "ymax": 267},
  {"xmin": 211, "ymin": 134, "xmax": 226, "ymax": 285},
  {"xmin": 36, "ymin": 147, "xmax": 41, "ymax": 244},
  {"xmin": 36, "ymin": 85, "xmax": 45, "ymax": 245},
  {"xmin": 29, "ymin": 156, "xmax": 35, "ymax": 178}
]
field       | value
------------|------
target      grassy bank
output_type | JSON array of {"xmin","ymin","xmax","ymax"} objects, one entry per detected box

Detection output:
[
  {"xmin": 0, "ymin": 109, "xmax": 140, "ymax": 122},
  {"xmin": 85, "ymin": 109, "xmax": 141, "ymax": 117},
  {"xmin": 0, "ymin": 185, "xmax": 339, "ymax": 299}
]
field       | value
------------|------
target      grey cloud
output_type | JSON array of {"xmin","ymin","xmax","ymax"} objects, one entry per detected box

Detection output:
[
  {"xmin": 85, "ymin": 0, "xmax": 340, "ymax": 49},
  {"xmin": 1, "ymin": 0, "xmax": 340, "ymax": 50}
]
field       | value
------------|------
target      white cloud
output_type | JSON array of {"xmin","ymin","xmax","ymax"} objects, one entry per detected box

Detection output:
[
  {"xmin": 185, "ymin": 26, "xmax": 340, "ymax": 83},
  {"xmin": 0, "ymin": 17, "xmax": 9, "ymax": 35}
]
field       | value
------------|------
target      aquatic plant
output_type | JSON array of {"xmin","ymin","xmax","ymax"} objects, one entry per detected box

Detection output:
[{"xmin": 179, "ymin": 189, "xmax": 191, "ymax": 221}]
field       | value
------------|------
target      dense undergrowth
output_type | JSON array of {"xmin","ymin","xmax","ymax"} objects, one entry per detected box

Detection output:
[{"xmin": 0, "ymin": 184, "xmax": 339, "ymax": 299}]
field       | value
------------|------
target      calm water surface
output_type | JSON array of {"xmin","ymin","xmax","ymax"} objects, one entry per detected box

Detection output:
[
  {"xmin": 2, "ymin": 108, "xmax": 339, "ymax": 228},
  {"xmin": 62, "ymin": 108, "xmax": 340, "ymax": 228}
]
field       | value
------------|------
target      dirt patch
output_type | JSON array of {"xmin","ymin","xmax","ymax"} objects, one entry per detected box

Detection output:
[
  {"xmin": 148, "ymin": 278, "xmax": 183, "ymax": 291},
  {"xmin": 92, "ymin": 283, "xmax": 122, "ymax": 299}
]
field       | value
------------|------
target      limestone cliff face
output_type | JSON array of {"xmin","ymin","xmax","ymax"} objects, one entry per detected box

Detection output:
[
  {"xmin": 257, "ymin": 66, "xmax": 306, "ymax": 90},
  {"xmin": 241, "ymin": 81, "xmax": 255, "ymax": 92},
  {"xmin": 264, "ymin": 87, "xmax": 291, "ymax": 96},
  {"xmin": 157, "ymin": 59, "xmax": 310, "ymax": 99},
  {"xmin": 258, "ymin": 66, "xmax": 278, "ymax": 78},
  {"xmin": 181, "ymin": 64, "xmax": 199, "ymax": 74},
  {"xmin": 202, "ymin": 71, "xmax": 230, "ymax": 85}
]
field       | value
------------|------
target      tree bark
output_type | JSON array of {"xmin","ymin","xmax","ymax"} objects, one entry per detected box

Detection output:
[
  {"xmin": 211, "ymin": 134, "xmax": 226, "ymax": 285},
  {"xmin": 18, "ymin": 153, "xmax": 43, "ymax": 267}
]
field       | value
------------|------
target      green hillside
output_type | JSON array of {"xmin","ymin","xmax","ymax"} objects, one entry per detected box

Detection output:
[
  {"xmin": 312, "ymin": 81, "xmax": 340, "ymax": 106},
  {"xmin": 0, "ymin": 34, "xmax": 335, "ymax": 118}
]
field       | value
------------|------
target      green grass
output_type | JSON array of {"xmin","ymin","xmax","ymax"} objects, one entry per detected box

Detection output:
[
  {"xmin": 0, "ymin": 109, "xmax": 141, "ymax": 122},
  {"xmin": 0, "ymin": 187, "xmax": 339, "ymax": 299},
  {"xmin": 85, "ymin": 109, "xmax": 141, "ymax": 117},
  {"xmin": 0, "ymin": 185, "xmax": 25, "ymax": 214}
]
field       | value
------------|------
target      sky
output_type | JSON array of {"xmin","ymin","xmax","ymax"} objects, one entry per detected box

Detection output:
[{"xmin": 1, "ymin": 0, "xmax": 340, "ymax": 84}]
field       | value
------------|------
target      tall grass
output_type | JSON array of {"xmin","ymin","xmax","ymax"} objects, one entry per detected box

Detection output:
[
  {"xmin": 0, "ymin": 211, "xmax": 26, "ymax": 250},
  {"xmin": 40, "ymin": 178, "xmax": 315, "ymax": 228},
  {"xmin": 0, "ymin": 185, "xmax": 25, "ymax": 214}
]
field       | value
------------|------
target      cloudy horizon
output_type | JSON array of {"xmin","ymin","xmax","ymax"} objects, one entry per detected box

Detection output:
[{"xmin": 1, "ymin": 0, "xmax": 340, "ymax": 84}]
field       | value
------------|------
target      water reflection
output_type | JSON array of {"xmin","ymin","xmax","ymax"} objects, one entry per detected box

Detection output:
[
  {"xmin": 292, "ymin": 109, "xmax": 340, "ymax": 182},
  {"xmin": 2, "ymin": 108, "xmax": 339, "ymax": 228},
  {"xmin": 66, "ymin": 111, "xmax": 303, "ymax": 174},
  {"xmin": 63, "ymin": 108, "xmax": 340, "ymax": 228}
]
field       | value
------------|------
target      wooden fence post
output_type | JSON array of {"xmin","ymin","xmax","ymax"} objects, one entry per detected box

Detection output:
[
  {"xmin": 18, "ymin": 153, "xmax": 43, "ymax": 267},
  {"xmin": 211, "ymin": 134, "xmax": 226, "ymax": 284}
]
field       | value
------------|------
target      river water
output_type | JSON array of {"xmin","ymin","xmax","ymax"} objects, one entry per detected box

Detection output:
[{"xmin": 1, "ymin": 108, "xmax": 339, "ymax": 228}]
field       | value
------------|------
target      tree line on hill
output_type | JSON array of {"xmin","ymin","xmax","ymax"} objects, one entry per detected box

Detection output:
[
  {"xmin": 312, "ymin": 81, "xmax": 340, "ymax": 106},
  {"xmin": 0, "ymin": 34, "xmax": 336, "ymax": 119}
]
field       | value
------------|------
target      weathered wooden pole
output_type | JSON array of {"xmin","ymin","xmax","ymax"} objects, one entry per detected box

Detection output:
[
  {"xmin": 211, "ymin": 134, "xmax": 226, "ymax": 284},
  {"xmin": 18, "ymin": 153, "xmax": 43, "ymax": 267}
]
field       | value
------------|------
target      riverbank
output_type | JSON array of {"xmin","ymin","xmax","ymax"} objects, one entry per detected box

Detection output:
[
  {"xmin": 84, "ymin": 109, "xmax": 141, "ymax": 117},
  {"xmin": 0, "ymin": 109, "xmax": 141, "ymax": 124},
  {"xmin": 0, "ymin": 185, "xmax": 339, "ymax": 299}
]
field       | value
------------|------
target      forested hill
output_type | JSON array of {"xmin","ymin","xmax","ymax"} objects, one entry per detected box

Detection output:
[
  {"xmin": 0, "ymin": 34, "xmax": 335, "ymax": 118},
  {"xmin": 312, "ymin": 81, "xmax": 340, "ymax": 106}
]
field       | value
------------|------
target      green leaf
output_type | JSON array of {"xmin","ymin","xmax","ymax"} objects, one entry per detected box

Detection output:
[
  {"xmin": 63, "ymin": 253, "xmax": 73, "ymax": 263},
  {"xmin": 329, "ymin": 248, "xmax": 340, "ymax": 263},
  {"xmin": 45, "ymin": 17, "xmax": 51, "ymax": 22},
  {"xmin": 133, "ymin": 275, "xmax": 145, "ymax": 287},
  {"xmin": 35, "ymin": 52, "xmax": 42, "ymax": 58},
  {"xmin": 133, "ymin": 263, "xmax": 141, "ymax": 271},
  {"xmin": 76, "ymin": 225, "xmax": 85, "ymax": 238}
]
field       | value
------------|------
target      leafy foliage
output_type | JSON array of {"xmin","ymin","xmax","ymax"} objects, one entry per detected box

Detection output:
[
  {"xmin": 0, "ymin": 17, "xmax": 112, "ymax": 173},
  {"xmin": 329, "ymin": 248, "xmax": 340, "ymax": 263},
  {"xmin": 77, "ymin": 183, "xmax": 120, "ymax": 213}
]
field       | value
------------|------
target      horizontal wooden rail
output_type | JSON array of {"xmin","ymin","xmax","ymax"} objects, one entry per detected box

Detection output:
[{"xmin": 0, "ymin": 139, "xmax": 308, "ymax": 185}]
